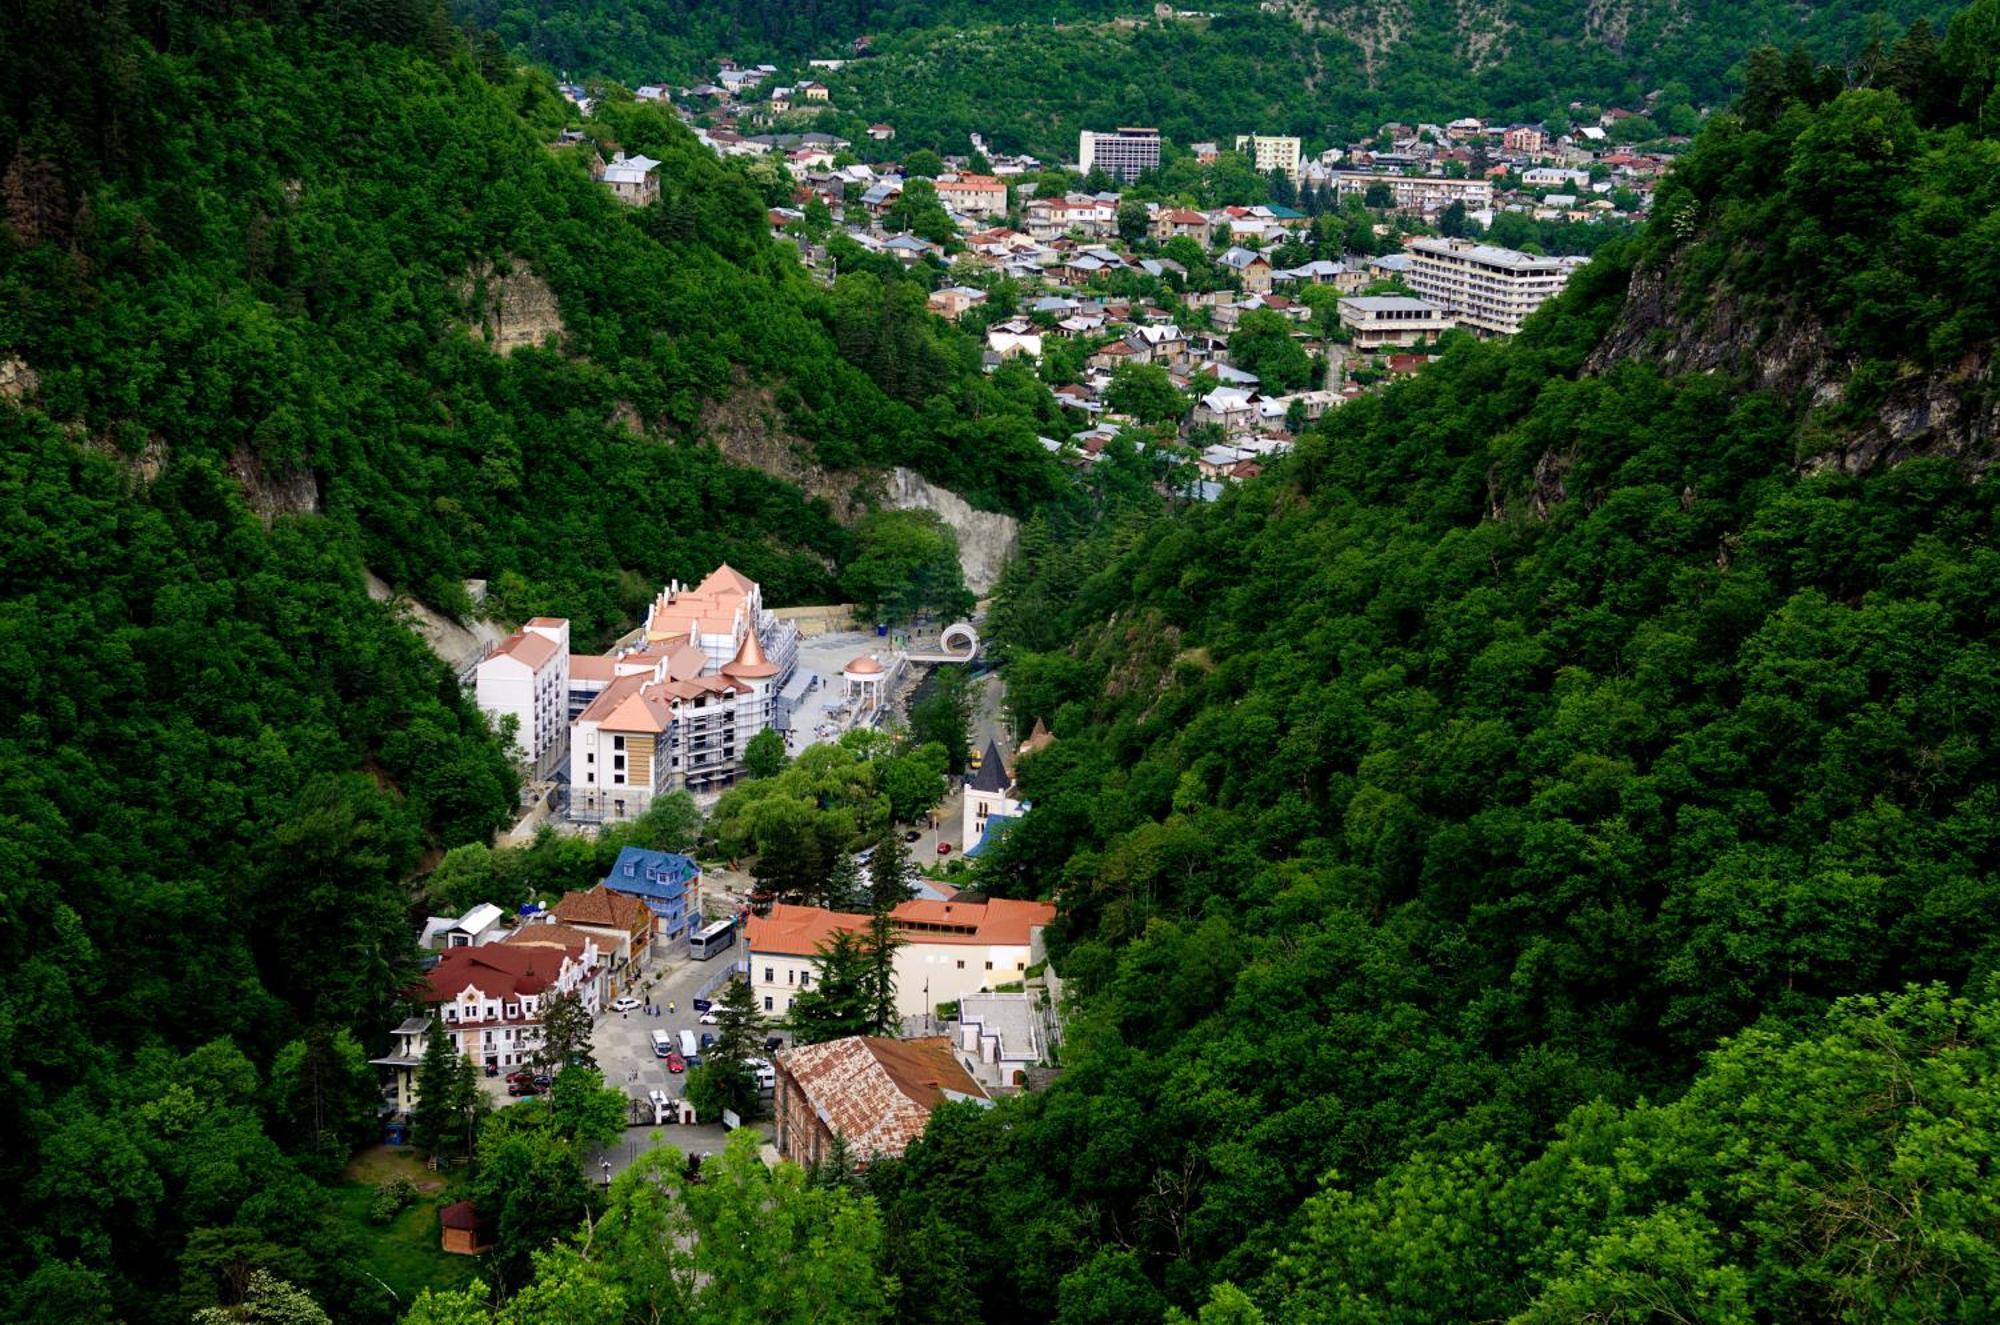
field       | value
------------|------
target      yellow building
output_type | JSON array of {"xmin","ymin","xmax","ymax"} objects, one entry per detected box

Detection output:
[{"xmin": 1234, "ymin": 134, "xmax": 1302, "ymax": 183}]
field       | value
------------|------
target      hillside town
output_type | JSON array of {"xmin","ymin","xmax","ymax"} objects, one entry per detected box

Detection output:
[{"xmin": 564, "ymin": 63, "xmax": 1671, "ymax": 494}]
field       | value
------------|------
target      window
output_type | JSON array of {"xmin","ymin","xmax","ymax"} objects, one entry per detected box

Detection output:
[
  {"xmin": 985, "ymin": 961, "xmax": 994, "ymax": 970},
  {"xmin": 613, "ymin": 735, "xmax": 626, "ymax": 750},
  {"xmin": 764, "ymin": 967, "xmax": 773, "ymax": 982},
  {"xmin": 587, "ymin": 752, "xmax": 595, "ymax": 766},
  {"xmin": 764, "ymin": 996, "xmax": 774, "ymax": 1011},
  {"xmin": 956, "ymin": 960, "xmax": 965, "ymax": 970},
  {"xmin": 787, "ymin": 970, "xmax": 794, "ymax": 985},
  {"xmin": 801, "ymin": 972, "xmax": 811, "ymax": 987}
]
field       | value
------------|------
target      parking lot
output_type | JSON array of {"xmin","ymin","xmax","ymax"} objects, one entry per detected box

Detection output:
[{"xmin": 585, "ymin": 945, "xmax": 780, "ymax": 1174}]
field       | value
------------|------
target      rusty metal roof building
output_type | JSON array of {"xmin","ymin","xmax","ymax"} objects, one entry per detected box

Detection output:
[{"xmin": 776, "ymin": 1036, "xmax": 990, "ymax": 1160}]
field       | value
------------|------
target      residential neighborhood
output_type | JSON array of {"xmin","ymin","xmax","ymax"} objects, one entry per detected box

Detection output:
[{"xmin": 560, "ymin": 66, "xmax": 1670, "ymax": 499}]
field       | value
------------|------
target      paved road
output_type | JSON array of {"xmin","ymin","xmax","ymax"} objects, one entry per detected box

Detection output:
[{"xmin": 585, "ymin": 946, "xmax": 778, "ymax": 1178}]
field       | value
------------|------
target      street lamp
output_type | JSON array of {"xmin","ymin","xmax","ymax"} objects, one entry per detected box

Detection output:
[{"xmin": 601, "ymin": 1159, "xmax": 613, "ymax": 1189}]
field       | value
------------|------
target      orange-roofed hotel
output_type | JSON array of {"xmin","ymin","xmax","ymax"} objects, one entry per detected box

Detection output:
[
  {"xmin": 748, "ymin": 898, "xmax": 1057, "ymax": 1022},
  {"xmin": 471, "ymin": 564, "xmax": 800, "ymax": 821}
]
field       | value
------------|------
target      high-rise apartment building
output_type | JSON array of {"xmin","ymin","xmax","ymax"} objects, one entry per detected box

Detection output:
[
  {"xmin": 1078, "ymin": 126, "xmax": 1161, "ymax": 182},
  {"xmin": 1234, "ymin": 134, "xmax": 1302, "ymax": 183},
  {"xmin": 1406, "ymin": 238, "xmax": 1571, "ymax": 336}
]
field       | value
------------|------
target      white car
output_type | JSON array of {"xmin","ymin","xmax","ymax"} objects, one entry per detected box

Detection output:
[
  {"xmin": 698, "ymin": 1010, "xmax": 720, "ymax": 1025},
  {"xmin": 609, "ymin": 996, "xmax": 641, "ymax": 1013}
]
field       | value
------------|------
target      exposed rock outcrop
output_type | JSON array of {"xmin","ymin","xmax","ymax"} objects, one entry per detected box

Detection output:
[
  {"xmin": 228, "ymin": 445, "xmax": 320, "ymax": 524},
  {"xmin": 365, "ymin": 571, "xmax": 510, "ymax": 674},
  {"xmin": 0, "ymin": 355, "xmax": 38, "ymax": 402},
  {"xmin": 458, "ymin": 258, "xmax": 565, "ymax": 356},
  {"xmin": 885, "ymin": 467, "xmax": 1019, "ymax": 595},
  {"xmin": 702, "ymin": 380, "xmax": 1020, "ymax": 589},
  {"xmin": 1586, "ymin": 258, "xmax": 1997, "ymax": 477},
  {"xmin": 702, "ymin": 381, "xmax": 866, "ymax": 524}
]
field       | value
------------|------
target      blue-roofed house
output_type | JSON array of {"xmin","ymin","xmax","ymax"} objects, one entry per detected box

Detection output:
[{"xmin": 602, "ymin": 847, "xmax": 700, "ymax": 939}]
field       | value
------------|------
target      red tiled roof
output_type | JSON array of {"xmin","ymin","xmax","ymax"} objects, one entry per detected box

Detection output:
[
  {"xmin": 485, "ymin": 630, "xmax": 559, "ymax": 670},
  {"xmin": 425, "ymin": 944, "xmax": 568, "ymax": 1002},
  {"xmin": 501, "ymin": 922, "xmax": 593, "ymax": 956},
  {"xmin": 554, "ymin": 884, "xmax": 651, "ymax": 933},
  {"xmin": 748, "ymin": 898, "xmax": 1056, "ymax": 955}
]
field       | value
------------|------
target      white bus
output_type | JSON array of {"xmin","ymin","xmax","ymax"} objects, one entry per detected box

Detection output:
[{"xmin": 688, "ymin": 915, "xmax": 737, "ymax": 961}]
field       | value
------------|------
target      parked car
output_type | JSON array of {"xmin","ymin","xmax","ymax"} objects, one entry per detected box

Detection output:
[
  {"xmin": 698, "ymin": 1010, "xmax": 719, "ymax": 1025},
  {"xmin": 507, "ymin": 1081, "xmax": 537, "ymax": 1097},
  {"xmin": 610, "ymin": 995, "xmax": 641, "ymax": 1013},
  {"xmin": 700, "ymin": 1032, "xmax": 715, "ymax": 1050},
  {"xmin": 903, "ymin": 829, "xmax": 921, "ymax": 843},
  {"xmin": 531, "ymin": 1074, "xmax": 552, "ymax": 1088},
  {"xmin": 665, "ymin": 1050, "xmax": 686, "ymax": 1074},
  {"xmin": 764, "ymin": 1035, "xmax": 785, "ymax": 1053},
  {"xmin": 936, "ymin": 841, "xmax": 952, "ymax": 855},
  {"xmin": 505, "ymin": 1069, "xmax": 534, "ymax": 1084}
]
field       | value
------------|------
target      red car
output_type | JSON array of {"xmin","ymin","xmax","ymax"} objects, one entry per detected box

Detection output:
[
  {"xmin": 666, "ymin": 1050, "xmax": 686, "ymax": 1074},
  {"xmin": 936, "ymin": 841, "xmax": 952, "ymax": 856},
  {"xmin": 505, "ymin": 1069, "xmax": 534, "ymax": 1084}
]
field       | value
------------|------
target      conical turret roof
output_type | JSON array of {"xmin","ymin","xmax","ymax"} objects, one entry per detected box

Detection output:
[{"xmin": 722, "ymin": 629, "xmax": 780, "ymax": 679}]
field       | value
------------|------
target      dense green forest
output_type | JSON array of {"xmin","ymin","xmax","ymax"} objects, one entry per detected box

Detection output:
[
  {"xmin": 878, "ymin": 9, "xmax": 2000, "ymax": 1318},
  {"xmin": 461, "ymin": 0, "xmax": 1967, "ymax": 155},
  {"xmin": 452, "ymin": 0, "xmax": 1133, "ymax": 81},
  {"xmin": 8, "ymin": 0, "xmax": 2000, "ymax": 1319},
  {"xmin": 0, "ymin": 1, "xmax": 1061, "ymax": 1320}
]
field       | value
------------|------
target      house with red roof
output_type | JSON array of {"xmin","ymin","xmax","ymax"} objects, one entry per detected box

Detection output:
[
  {"xmin": 422, "ymin": 937, "xmax": 602, "ymax": 1073},
  {"xmin": 748, "ymin": 896, "xmax": 1057, "ymax": 1022}
]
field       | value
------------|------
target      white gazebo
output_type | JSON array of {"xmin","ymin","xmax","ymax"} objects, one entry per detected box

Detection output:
[{"xmin": 841, "ymin": 653, "xmax": 888, "ymax": 712}]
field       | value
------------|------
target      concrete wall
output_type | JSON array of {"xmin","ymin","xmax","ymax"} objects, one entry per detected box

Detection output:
[{"xmin": 770, "ymin": 603, "xmax": 861, "ymax": 636}]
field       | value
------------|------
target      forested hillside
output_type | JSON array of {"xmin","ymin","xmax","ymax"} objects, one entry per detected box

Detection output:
[
  {"xmin": 470, "ymin": 0, "xmax": 1965, "ymax": 153},
  {"xmin": 0, "ymin": 2, "xmax": 1057, "ymax": 1320},
  {"xmin": 847, "ymin": 10, "xmax": 2000, "ymax": 1319}
]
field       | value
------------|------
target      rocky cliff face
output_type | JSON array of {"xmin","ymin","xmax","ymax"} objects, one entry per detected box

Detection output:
[
  {"xmin": 885, "ymin": 467, "xmax": 1020, "ymax": 595},
  {"xmin": 228, "ymin": 444, "xmax": 321, "ymax": 523},
  {"xmin": 458, "ymin": 258, "xmax": 566, "ymax": 356},
  {"xmin": 1586, "ymin": 259, "xmax": 1998, "ymax": 478}
]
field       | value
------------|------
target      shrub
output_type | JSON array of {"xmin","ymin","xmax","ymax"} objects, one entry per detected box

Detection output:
[{"xmin": 368, "ymin": 1177, "xmax": 418, "ymax": 1224}]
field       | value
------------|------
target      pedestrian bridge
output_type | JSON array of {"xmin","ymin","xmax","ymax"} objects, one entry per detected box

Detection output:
[{"xmin": 906, "ymin": 621, "xmax": 978, "ymax": 664}]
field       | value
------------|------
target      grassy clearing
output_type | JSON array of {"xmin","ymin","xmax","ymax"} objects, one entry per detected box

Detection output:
[{"xmin": 328, "ymin": 1175, "xmax": 483, "ymax": 1307}]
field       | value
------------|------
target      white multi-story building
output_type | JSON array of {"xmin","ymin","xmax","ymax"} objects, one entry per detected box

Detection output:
[
  {"xmin": 1332, "ymin": 172, "xmax": 1492, "ymax": 214},
  {"xmin": 1078, "ymin": 126, "xmax": 1160, "ymax": 182},
  {"xmin": 748, "ymin": 898, "xmax": 1057, "ymax": 1021},
  {"xmin": 473, "ymin": 565, "xmax": 794, "ymax": 822},
  {"xmin": 474, "ymin": 617, "xmax": 570, "ymax": 774},
  {"xmin": 1338, "ymin": 295, "xmax": 1455, "ymax": 349},
  {"xmin": 934, "ymin": 173, "xmax": 1009, "ymax": 217},
  {"xmin": 1234, "ymin": 134, "xmax": 1302, "ymax": 183},
  {"xmin": 1406, "ymin": 237, "xmax": 1571, "ymax": 336},
  {"xmin": 568, "ymin": 630, "xmax": 780, "ymax": 818}
]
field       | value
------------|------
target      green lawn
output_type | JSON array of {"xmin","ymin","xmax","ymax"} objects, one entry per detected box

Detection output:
[{"xmin": 329, "ymin": 1180, "xmax": 485, "ymax": 1308}]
